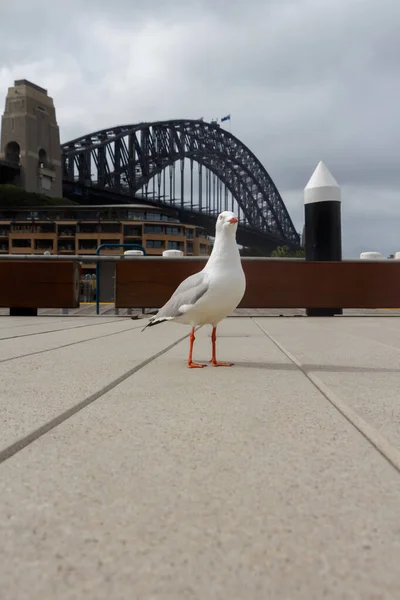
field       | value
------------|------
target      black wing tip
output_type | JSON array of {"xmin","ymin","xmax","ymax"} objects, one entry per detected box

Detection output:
[{"xmin": 141, "ymin": 317, "xmax": 168, "ymax": 332}]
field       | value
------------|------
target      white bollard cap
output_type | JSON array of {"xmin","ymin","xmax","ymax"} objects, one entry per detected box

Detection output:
[
  {"xmin": 360, "ymin": 252, "xmax": 383, "ymax": 260},
  {"xmin": 304, "ymin": 160, "xmax": 341, "ymax": 205},
  {"xmin": 124, "ymin": 250, "xmax": 144, "ymax": 256},
  {"xmin": 162, "ymin": 250, "xmax": 184, "ymax": 257}
]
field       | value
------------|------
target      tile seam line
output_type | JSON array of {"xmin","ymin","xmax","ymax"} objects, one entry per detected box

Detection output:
[
  {"xmin": 0, "ymin": 318, "xmax": 130, "ymax": 341},
  {"xmin": 253, "ymin": 318, "xmax": 400, "ymax": 475},
  {"xmin": 0, "ymin": 317, "xmax": 73, "ymax": 330},
  {"xmin": 316, "ymin": 324, "xmax": 400, "ymax": 356},
  {"xmin": 278, "ymin": 318, "xmax": 400, "ymax": 356},
  {"xmin": 0, "ymin": 323, "xmax": 145, "ymax": 365},
  {"xmin": 0, "ymin": 332, "xmax": 190, "ymax": 466}
]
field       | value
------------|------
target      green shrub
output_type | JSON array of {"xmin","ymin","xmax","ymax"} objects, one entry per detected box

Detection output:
[{"xmin": 0, "ymin": 184, "xmax": 77, "ymax": 207}]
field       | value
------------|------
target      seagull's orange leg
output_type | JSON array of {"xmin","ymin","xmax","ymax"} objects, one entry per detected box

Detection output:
[
  {"xmin": 188, "ymin": 327, "xmax": 207, "ymax": 368},
  {"xmin": 210, "ymin": 327, "xmax": 233, "ymax": 367}
]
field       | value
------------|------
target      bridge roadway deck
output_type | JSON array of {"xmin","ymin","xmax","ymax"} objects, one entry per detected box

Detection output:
[{"xmin": 1, "ymin": 314, "xmax": 400, "ymax": 599}]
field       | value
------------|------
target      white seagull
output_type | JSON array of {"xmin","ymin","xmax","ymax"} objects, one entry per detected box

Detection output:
[{"xmin": 142, "ymin": 211, "xmax": 246, "ymax": 368}]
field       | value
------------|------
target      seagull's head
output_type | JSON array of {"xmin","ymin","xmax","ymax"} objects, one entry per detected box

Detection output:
[{"xmin": 215, "ymin": 211, "xmax": 239, "ymax": 235}]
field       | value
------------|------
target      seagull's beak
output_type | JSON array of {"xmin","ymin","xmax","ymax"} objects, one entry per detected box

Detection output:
[{"xmin": 228, "ymin": 217, "xmax": 238, "ymax": 224}]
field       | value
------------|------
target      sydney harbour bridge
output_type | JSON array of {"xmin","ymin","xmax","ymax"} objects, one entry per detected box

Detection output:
[{"xmin": 61, "ymin": 119, "xmax": 301, "ymax": 252}]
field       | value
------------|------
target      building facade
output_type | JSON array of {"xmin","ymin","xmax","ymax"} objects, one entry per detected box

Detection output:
[{"xmin": 0, "ymin": 203, "xmax": 211, "ymax": 274}]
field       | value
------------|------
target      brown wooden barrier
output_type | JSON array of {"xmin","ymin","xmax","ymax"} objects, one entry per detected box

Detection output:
[
  {"xmin": 115, "ymin": 258, "xmax": 400, "ymax": 309},
  {"xmin": 0, "ymin": 261, "xmax": 81, "ymax": 315}
]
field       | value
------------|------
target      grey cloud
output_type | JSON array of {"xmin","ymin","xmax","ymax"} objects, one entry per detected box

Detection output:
[{"xmin": 0, "ymin": 0, "xmax": 399, "ymax": 257}]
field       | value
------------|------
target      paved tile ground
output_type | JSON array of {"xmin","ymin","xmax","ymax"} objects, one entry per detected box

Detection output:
[{"xmin": 1, "ymin": 314, "xmax": 400, "ymax": 599}]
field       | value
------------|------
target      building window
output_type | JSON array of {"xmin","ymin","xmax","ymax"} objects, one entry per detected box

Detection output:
[
  {"xmin": 44, "ymin": 210, "xmax": 67, "ymax": 220},
  {"xmin": 12, "ymin": 239, "xmax": 31, "ymax": 248},
  {"xmin": 77, "ymin": 223, "xmax": 98, "ymax": 234},
  {"xmin": 124, "ymin": 225, "xmax": 142, "ymax": 236},
  {"xmin": 186, "ymin": 242, "xmax": 193, "ymax": 254},
  {"xmin": 125, "ymin": 237, "xmax": 143, "ymax": 246},
  {"xmin": 34, "ymin": 239, "xmax": 53, "ymax": 251},
  {"xmin": 58, "ymin": 241, "xmax": 74, "ymax": 252},
  {"xmin": 38, "ymin": 223, "xmax": 56, "ymax": 234},
  {"xmin": 78, "ymin": 212, "xmax": 101, "ymax": 220},
  {"xmin": 168, "ymin": 241, "xmax": 184, "ymax": 251},
  {"xmin": 146, "ymin": 212, "xmax": 161, "ymax": 221},
  {"xmin": 58, "ymin": 226, "xmax": 76, "ymax": 237},
  {"xmin": 127, "ymin": 211, "xmax": 146, "ymax": 220},
  {"xmin": 12, "ymin": 224, "xmax": 35, "ymax": 233},
  {"xmin": 100, "ymin": 223, "xmax": 121, "ymax": 234},
  {"xmin": 147, "ymin": 240, "xmax": 165, "ymax": 249},
  {"xmin": 200, "ymin": 244, "xmax": 208, "ymax": 255},
  {"xmin": 78, "ymin": 240, "xmax": 98, "ymax": 250},
  {"xmin": 144, "ymin": 225, "xmax": 165, "ymax": 234},
  {"xmin": 166, "ymin": 227, "xmax": 183, "ymax": 236},
  {"xmin": 99, "ymin": 239, "xmax": 120, "ymax": 246}
]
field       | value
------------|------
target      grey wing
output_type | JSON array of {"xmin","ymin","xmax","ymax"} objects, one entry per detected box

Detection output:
[{"xmin": 152, "ymin": 271, "xmax": 209, "ymax": 320}]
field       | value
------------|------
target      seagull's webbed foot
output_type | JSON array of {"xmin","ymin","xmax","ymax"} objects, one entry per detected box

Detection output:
[
  {"xmin": 188, "ymin": 361, "xmax": 208, "ymax": 369},
  {"xmin": 209, "ymin": 360, "xmax": 233, "ymax": 367}
]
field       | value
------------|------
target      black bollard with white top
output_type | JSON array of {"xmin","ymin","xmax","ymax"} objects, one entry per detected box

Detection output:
[{"xmin": 304, "ymin": 160, "xmax": 342, "ymax": 316}]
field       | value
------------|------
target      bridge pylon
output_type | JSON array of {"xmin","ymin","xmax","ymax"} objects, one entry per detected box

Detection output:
[{"xmin": 0, "ymin": 79, "xmax": 62, "ymax": 197}]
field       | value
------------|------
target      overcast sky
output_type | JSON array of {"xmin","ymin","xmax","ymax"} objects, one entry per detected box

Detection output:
[{"xmin": 1, "ymin": 0, "xmax": 399, "ymax": 257}]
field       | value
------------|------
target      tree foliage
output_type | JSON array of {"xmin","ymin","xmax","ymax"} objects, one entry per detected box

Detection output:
[
  {"xmin": 270, "ymin": 245, "xmax": 305, "ymax": 258},
  {"xmin": 0, "ymin": 184, "xmax": 77, "ymax": 207},
  {"xmin": 239, "ymin": 246, "xmax": 271, "ymax": 257}
]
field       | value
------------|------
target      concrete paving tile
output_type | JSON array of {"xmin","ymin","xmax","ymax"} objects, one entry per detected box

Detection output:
[
  {"xmin": 256, "ymin": 317, "xmax": 400, "ymax": 454},
  {"xmin": 0, "ymin": 321, "xmax": 189, "ymax": 452},
  {"xmin": 315, "ymin": 316, "xmax": 400, "ymax": 352},
  {"xmin": 0, "ymin": 316, "xmax": 122, "ymax": 340},
  {"xmin": 0, "ymin": 318, "xmax": 139, "ymax": 362},
  {"xmin": 0, "ymin": 319, "xmax": 400, "ymax": 599}
]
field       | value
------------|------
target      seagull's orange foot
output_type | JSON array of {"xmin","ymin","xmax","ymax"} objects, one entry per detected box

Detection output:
[
  {"xmin": 188, "ymin": 361, "xmax": 208, "ymax": 369},
  {"xmin": 209, "ymin": 360, "xmax": 234, "ymax": 367}
]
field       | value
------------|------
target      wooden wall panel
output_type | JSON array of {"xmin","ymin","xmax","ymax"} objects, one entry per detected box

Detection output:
[
  {"xmin": 0, "ymin": 261, "xmax": 81, "ymax": 308},
  {"xmin": 115, "ymin": 259, "xmax": 400, "ymax": 309}
]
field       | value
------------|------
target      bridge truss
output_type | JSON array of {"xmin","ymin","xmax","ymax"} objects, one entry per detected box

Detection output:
[{"xmin": 61, "ymin": 120, "xmax": 300, "ymax": 250}]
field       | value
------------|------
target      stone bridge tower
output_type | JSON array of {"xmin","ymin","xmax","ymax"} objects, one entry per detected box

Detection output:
[{"xmin": 0, "ymin": 79, "xmax": 62, "ymax": 197}]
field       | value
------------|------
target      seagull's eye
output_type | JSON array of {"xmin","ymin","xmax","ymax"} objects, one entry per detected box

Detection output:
[{"xmin": 219, "ymin": 216, "xmax": 223, "ymax": 220}]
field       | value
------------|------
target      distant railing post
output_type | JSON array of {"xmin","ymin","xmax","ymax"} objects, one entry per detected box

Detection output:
[
  {"xmin": 304, "ymin": 161, "xmax": 342, "ymax": 316},
  {"xmin": 162, "ymin": 250, "xmax": 184, "ymax": 258},
  {"xmin": 360, "ymin": 252, "xmax": 383, "ymax": 260}
]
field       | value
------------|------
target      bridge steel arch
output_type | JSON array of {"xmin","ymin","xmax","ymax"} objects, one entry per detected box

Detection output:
[{"xmin": 61, "ymin": 119, "xmax": 300, "ymax": 249}]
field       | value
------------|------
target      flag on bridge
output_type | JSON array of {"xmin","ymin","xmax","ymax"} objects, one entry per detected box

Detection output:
[{"xmin": 221, "ymin": 114, "xmax": 230, "ymax": 122}]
